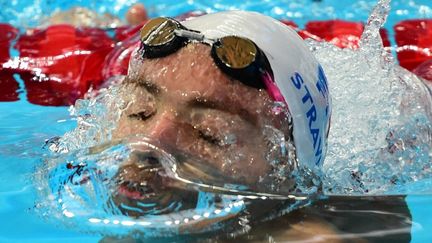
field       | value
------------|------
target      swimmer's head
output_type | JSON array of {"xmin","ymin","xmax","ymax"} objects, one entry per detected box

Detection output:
[
  {"xmin": 126, "ymin": 3, "xmax": 148, "ymax": 25},
  {"xmin": 111, "ymin": 11, "xmax": 331, "ymax": 215}
]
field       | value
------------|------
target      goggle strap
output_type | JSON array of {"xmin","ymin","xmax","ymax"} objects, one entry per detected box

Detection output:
[{"xmin": 262, "ymin": 71, "xmax": 286, "ymax": 104}]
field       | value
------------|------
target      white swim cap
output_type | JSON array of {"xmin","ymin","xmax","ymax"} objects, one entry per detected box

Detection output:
[{"xmin": 182, "ymin": 11, "xmax": 331, "ymax": 169}]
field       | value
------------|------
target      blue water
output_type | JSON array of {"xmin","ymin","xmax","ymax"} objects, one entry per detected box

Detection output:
[{"xmin": 1, "ymin": 0, "xmax": 432, "ymax": 242}]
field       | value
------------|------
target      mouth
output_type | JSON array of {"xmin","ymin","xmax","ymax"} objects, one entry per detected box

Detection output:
[
  {"xmin": 114, "ymin": 154, "xmax": 165, "ymax": 201},
  {"xmin": 111, "ymin": 150, "xmax": 205, "ymax": 216},
  {"xmin": 112, "ymin": 160, "xmax": 174, "ymax": 216},
  {"xmin": 117, "ymin": 180, "xmax": 156, "ymax": 200},
  {"xmin": 113, "ymin": 165, "xmax": 198, "ymax": 216}
]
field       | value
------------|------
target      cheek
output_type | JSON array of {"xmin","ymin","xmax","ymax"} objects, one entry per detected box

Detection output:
[
  {"xmin": 112, "ymin": 117, "xmax": 141, "ymax": 139},
  {"xmin": 112, "ymin": 108, "xmax": 153, "ymax": 140},
  {"xmin": 233, "ymin": 138, "xmax": 271, "ymax": 182},
  {"xmin": 196, "ymin": 134, "xmax": 271, "ymax": 186}
]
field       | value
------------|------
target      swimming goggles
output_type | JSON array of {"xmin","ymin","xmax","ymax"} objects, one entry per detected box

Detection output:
[{"xmin": 139, "ymin": 17, "xmax": 275, "ymax": 90}]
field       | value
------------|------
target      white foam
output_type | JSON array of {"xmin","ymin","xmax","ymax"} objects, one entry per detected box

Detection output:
[{"xmin": 311, "ymin": 0, "xmax": 432, "ymax": 195}]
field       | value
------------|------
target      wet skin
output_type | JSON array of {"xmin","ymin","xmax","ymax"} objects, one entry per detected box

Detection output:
[{"xmin": 113, "ymin": 43, "xmax": 292, "ymax": 190}]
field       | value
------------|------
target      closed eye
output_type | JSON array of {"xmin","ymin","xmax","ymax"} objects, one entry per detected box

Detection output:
[
  {"xmin": 198, "ymin": 130, "xmax": 221, "ymax": 146},
  {"xmin": 128, "ymin": 110, "xmax": 156, "ymax": 121}
]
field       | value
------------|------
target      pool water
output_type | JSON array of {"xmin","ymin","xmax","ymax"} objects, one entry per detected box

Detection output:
[{"xmin": 1, "ymin": 0, "xmax": 432, "ymax": 242}]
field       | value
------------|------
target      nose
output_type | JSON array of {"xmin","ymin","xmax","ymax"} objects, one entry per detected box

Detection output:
[
  {"xmin": 145, "ymin": 110, "xmax": 190, "ymax": 149},
  {"xmin": 146, "ymin": 110, "xmax": 176, "ymax": 140}
]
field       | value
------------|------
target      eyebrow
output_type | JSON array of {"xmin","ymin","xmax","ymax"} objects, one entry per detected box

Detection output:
[
  {"xmin": 138, "ymin": 80, "xmax": 160, "ymax": 95},
  {"xmin": 124, "ymin": 76, "xmax": 160, "ymax": 95},
  {"xmin": 187, "ymin": 97, "xmax": 258, "ymax": 126}
]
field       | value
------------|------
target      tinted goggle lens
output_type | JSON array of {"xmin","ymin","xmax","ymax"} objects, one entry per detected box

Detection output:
[
  {"xmin": 213, "ymin": 36, "xmax": 258, "ymax": 69},
  {"xmin": 140, "ymin": 17, "xmax": 185, "ymax": 58},
  {"xmin": 140, "ymin": 17, "xmax": 178, "ymax": 46}
]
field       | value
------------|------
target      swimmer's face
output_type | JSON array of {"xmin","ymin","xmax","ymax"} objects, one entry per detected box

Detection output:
[{"xmin": 112, "ymin": 43, "xmax": 292, "ymax": 212}]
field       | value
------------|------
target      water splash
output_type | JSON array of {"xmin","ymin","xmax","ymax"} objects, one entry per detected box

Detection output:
[
  {"xmin": 360, "ymin": 0, "xmax": 391, "ymax": 51},
  {"xmin": 36, "ymin": 137, "xmax": 310, "ymax": 237},
  {"xmin": 311, "ymin": 0, "xmax": 432, "ymax": 195},
  {"xmin": 55, "ymin": 85, "xmax": 125, "ymax": 154}
]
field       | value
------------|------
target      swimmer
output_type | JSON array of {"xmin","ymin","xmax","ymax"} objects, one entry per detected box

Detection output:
[
  {"xmin": 42, "ymin": 7, "xmax": 122, "ymax": 28},
  {"xmin": 42, "ymin": 3, "xmax": 148, "ymax": 28},
  {"xmin": 111, "ymin": 11, "xmax": 330, "ymax": 210},
  {"xmin": 100, "ymin": 11, "xmax": 412, "ymax": 242}
]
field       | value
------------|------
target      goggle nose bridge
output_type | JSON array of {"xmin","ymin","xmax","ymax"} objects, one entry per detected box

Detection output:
[{"xmin": 173, "ymin": 29, "xmax": 208, "ymax": 43}]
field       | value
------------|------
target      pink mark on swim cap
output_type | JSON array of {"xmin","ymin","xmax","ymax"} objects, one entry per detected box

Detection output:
[{"xmin": 262, "ymin": 71, "xmax": 286, "ymax": 104}]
